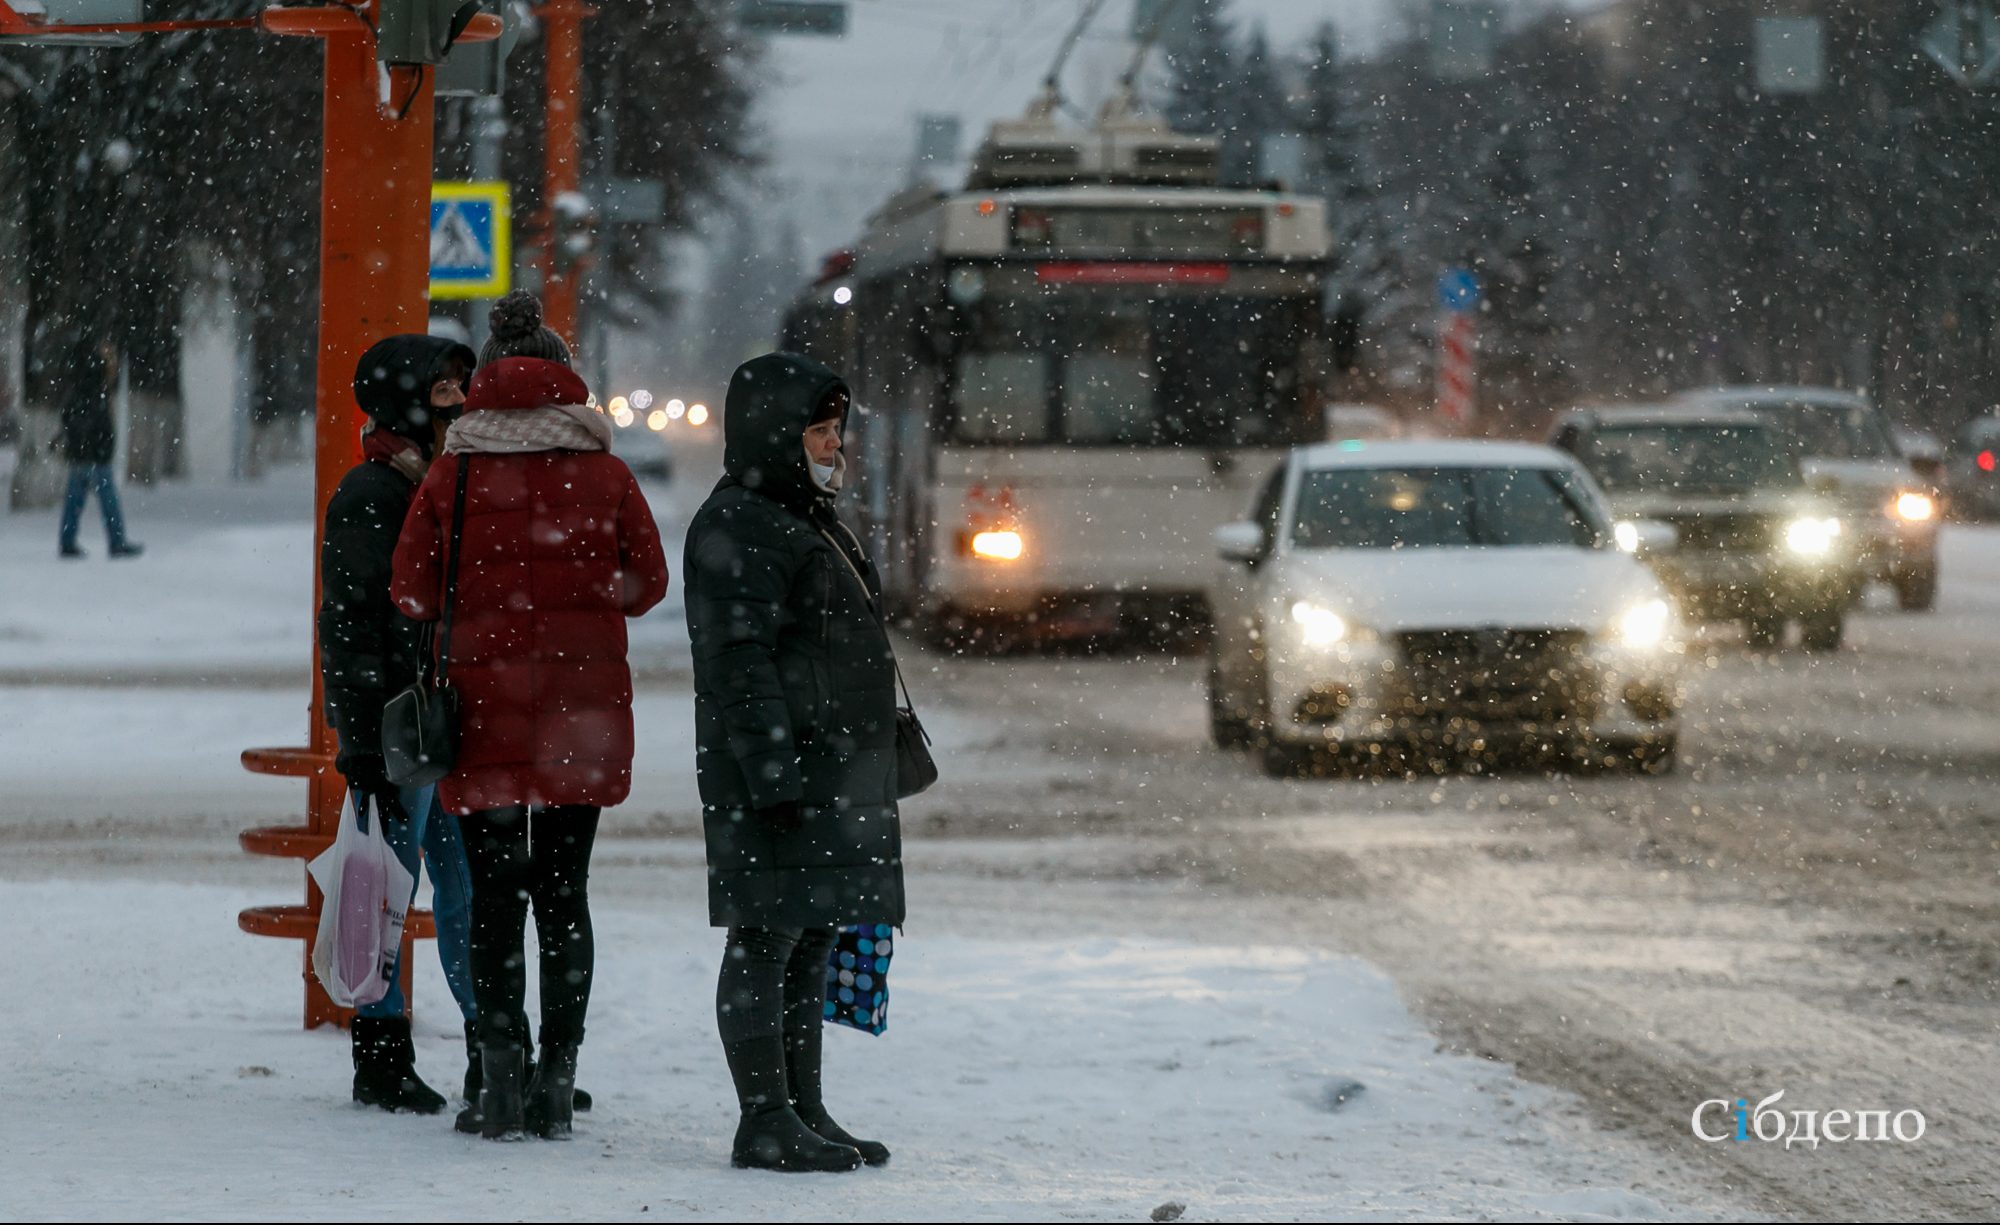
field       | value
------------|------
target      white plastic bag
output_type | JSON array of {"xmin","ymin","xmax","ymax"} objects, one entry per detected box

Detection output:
[{"xmin": 308, "ymin": 793, "xmax": 416, "ymax": 1010}]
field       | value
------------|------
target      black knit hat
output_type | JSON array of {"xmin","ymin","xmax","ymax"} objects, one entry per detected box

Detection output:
[{"xmin": 480, "ymin": 290, "xmax": 573, "ymax": 367}]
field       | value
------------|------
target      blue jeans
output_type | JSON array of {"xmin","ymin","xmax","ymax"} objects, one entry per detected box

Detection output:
[
  {"xmin": 58, "ymin": 463, "xmax": 130, "ymax": 551},
  {"xmin": 356, "ymin": 785, "xmax": 479, "ymax": 1022}
]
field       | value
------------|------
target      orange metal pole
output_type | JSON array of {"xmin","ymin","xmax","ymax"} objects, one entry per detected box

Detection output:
[
  {"xmin": 240, "ymin": 5, "xmax": 440, "ymax": 1029},
  {"xmin": 538, "ymin": 0, "xmax": 593, "ymax": 345}
]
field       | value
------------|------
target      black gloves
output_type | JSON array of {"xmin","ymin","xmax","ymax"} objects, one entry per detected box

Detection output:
[{"xmin": 341, "ymin": 755, "xmax": 411, "ymax": 825}]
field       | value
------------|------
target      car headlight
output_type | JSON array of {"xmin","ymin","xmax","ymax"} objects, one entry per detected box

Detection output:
[
  {"xmin": 1613, "ymin": 521, "xmax": 1641, "ymax": 553},
  {"xmin": 1290, "ymin": 599, "xmax": 1348, "ymax": 648},
  {"xmin": 1893, "ymin": 491, "xmax": 1935, "ymax": 523},
  {"xmin": 1784, "ymin": 516, "xmax": 1841, "ymax": 557},
  {"xmin": 1615, "ymin": 598, "xmax": 1673, "ymax": 650},
  {"xmin": 971, "ymin": 530, "xmax": 1024, "ymax": 561}
]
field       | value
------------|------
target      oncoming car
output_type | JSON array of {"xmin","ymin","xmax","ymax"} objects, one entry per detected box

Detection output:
[
  {"xmin": 1551, "ymin": 406, "xmax": 1862, "ymax": 651},
  {"xmin": 1207, "ymin": 442, "xmax": 1683, "ymax": 775}
]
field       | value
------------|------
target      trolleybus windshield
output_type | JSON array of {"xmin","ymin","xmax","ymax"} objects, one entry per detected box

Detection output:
[{"xmin": 945, "ymin": 289, "xmax": 1317, "ymax": 448}]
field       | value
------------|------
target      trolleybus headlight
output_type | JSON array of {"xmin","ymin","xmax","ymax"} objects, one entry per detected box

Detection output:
[
  {"xmin": 1893, "ymin": 491, "xmax": 1936, "ymax": 523},
  {"xmin": 1784, "ymin": 516, "xmax": 1841, "ymax": 557},
  {"xmin": 1290, "ymin": 599, "xmax": 1348, "ymax": 648},
  {"xmin": 1615, "ymin": 598, "xmax": 1673, "ymax": 651},
  {"xmin": 971, "ymin": 530, "xmax": 1024, "ymax": 561}
]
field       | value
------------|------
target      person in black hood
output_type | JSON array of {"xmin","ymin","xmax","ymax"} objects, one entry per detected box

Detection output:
[
  {"xmin": 321, "ymin": 334, "xmax": 484, "ymax": 1115},
  {"xmin": 56, "ymin": 331, "xmax": 142, "ymax": 560},
  {"xmin": 684, "ymin": 352, "xmax": 906, "ymax": 1173}
]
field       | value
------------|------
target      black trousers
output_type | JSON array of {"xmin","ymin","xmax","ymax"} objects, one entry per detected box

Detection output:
[
  {"xmin": 460, "ymin": 805, "xmax": 600, "ymax": 1048},
  {"xmin": 717, "ymin": 926, "xmax": 838, "ymax": 1046}
]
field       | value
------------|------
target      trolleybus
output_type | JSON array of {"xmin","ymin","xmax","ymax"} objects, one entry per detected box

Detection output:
[{"xmin": 782, "ymin": 107, "xmax": 1334, "ymax": 643}]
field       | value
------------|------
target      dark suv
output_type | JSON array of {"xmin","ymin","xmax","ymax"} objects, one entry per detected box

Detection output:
[
  {"xmin": 1552, "ymin": 405, "xmax": 1863, "ymax": 651},
  {"xmin": 1675, "ymin": 386, "xmax": 1939, "ymax": 610}
]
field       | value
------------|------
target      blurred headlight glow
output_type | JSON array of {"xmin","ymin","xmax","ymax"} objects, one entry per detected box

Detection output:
[
  {"xmin": 1616, "ymin": 598, "xmax": 1673, "ymax": 650},
  {"xmin": 687, "ymin": 403, "xmax": 710, "ymax": 426},
  {"xmin": 610, "ymin": 406, "xmax": 635, "ymax": 429},
  {"xmin": 1784, "ymin": 516, "xmax": 1840, "ymax": 557},
  {"xmin": 1894, "ymin": 491, "xmax": 1935, "ymax": 522},
  {"xmin": 666, "ymin": 398, "xmax": 687, "ymax": 420},
  {"xmin": 971, "ymin": 530, "xmax": 1024, "ymax": 561},
  {"xmin": 646, "ymin": 409, "xmax": 668, "ymax": 431},
  {"xmin": 1290, "ymin": 599, "xmax": 1348, "ymax": 648},
  {"xmin": 608, "ymin": 395, "xmax": 629, "ymax": 415},
  {"xmin": 1613, "ymin": 521, "xmax": 1640, "ymax": 553},
  {"xmin": 631, "ymin": 389, "xmax": 654, "ymax": 411}
]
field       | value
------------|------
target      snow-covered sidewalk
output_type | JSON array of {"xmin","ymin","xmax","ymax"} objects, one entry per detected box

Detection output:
[{"xmin": 0, "ymin": 874, "xmax": 1722, "ymax": 1222}]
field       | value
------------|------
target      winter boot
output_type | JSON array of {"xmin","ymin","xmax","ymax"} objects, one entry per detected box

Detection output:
[
  {"xmin": 524, "ymin": 1041, "xmax": 580, "ymax": 1140},
  {"xmin": 786, "ymin": 1003, "xmax": 890, "ymax": 1166},
  {"xmin": 521, "ymin": 1030, "xmax": 592, "ymax": 1112},
  {"xmin": 350, "ymin": 1016, "xmax": 447, "ymax": 1115},
  {"xmin": 453, "ymin": 1043, "xmax": 526, "ymax": 1140},
  {"xmin": 724, "ymin": 1035, "xmax": 862, "ymax": 1173},
  {"xmin": 461, "ymin": 1020, "xmax": 481, "ymax": 1104}
]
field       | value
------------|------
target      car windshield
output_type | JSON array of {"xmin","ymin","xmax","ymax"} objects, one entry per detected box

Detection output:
[
  {"xmin": 1736, "ymin": 400, "xmax": 1895, "ymax": 460},
  {"xmin": 1291, "ymin": 466, "xmax": 1605, "ymax": 550},
  {"xmin": 1581, "ymin": 424, "xmax": 1798, "ymax": 493}
]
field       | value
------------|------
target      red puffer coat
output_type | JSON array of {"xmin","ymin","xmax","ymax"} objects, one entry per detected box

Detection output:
[{"xmin": 391, "ymin": 358, "xmax": 669, "ymax": 814}]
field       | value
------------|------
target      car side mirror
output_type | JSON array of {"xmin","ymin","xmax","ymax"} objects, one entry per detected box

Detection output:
[
  {"xmin": 1215, "ymin": 521, "xmax": 1268, "ymax": 565},
  {"xmin": 1616, "ymin": 518, "xmax": 1679, "ymax": 555}
]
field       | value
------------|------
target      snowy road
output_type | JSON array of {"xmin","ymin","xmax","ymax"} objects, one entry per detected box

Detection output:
[{"xmin": 3, "ymin": 467, "xmax": 1996, "ymax": 1218}]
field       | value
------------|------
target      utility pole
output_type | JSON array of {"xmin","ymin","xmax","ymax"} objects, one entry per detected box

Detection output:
[{"xmin": 538, "ymin": 0, "xmax": 593, "ymax": 344}]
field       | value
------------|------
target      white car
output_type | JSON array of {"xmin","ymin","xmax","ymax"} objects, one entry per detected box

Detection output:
[{"xmin": 1207, "ymin": 441, "xmax": 1684, "ymax": 775}]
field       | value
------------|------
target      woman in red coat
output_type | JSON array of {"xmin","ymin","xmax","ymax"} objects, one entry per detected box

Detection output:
[{"xmin": 392, "ymin": 292, "xmax": 668, "ymax": 1141}]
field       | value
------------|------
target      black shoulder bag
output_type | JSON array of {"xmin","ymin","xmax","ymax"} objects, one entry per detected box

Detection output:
[
  {"xmin": 817, "ymin": 521, "xmax": 938, "ymax": 800},
  {"xmin": 381, "ymin": 457, "xmax": 470, "ymax": 787}
]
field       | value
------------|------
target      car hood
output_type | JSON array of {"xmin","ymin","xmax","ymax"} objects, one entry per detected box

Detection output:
[
  {"xmin": 1801, "ymin": 458, "xmax": 1907, "ymax": 508},
  {"xmin": 1277, "ymin": 546, "xmax": 1664, "ymax": 634},
  {"xmin": 1606, "ymin": 487, "xmax": 1830, "ymax": 520}
]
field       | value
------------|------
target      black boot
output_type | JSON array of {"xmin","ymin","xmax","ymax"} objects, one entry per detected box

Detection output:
[
  {"xmin": 524, "ymin": 1042, "xmax": 580, "ymax": 1140},
  {"xmin": 724, "ymin": 1035, "xmax": 861, "ymax": 1172},
  {"xmin": 350, "ymin": 1016, "xmax": 446, "ymax": 1115},
  {"xmin": 453, "ymin": 1043, "xmax": 526, "ymax": 1140},
  {"xmin": 461, "ymin": 1021, "xmax": 481, "ymax": 1104},
  {"xmin": 524, "ymin": 1040, "xmax": 592, "ymax": 1113},
  {"xmin": 787, "ymin": 1005, "xmax": 890, "ymax": 1166}
]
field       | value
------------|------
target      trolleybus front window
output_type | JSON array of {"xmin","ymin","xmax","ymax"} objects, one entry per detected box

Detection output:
[{"xmin": 945, "ymin": 289, "xmax": 1311, "ymax": 448}]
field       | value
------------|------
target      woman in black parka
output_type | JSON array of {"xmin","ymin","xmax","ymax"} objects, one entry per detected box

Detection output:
[{"xmin": 685, "ymin": 351, "xmax": 904, "ymax": 1173}]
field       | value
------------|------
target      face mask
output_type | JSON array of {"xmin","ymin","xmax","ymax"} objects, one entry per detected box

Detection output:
[{"xmin": 807, "ymin": 445, "xmax": 844, "ymax": 494}]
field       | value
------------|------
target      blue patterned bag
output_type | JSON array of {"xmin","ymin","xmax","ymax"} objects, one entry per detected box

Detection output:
[{"xmin": 825, "ymin": 924, "xmax": 892, "ymax": 1035}]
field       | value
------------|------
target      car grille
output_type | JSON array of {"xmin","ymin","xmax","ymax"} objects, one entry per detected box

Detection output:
[
  {"xmin": 1665, "ymin": 513, "xmax": 1777, "ymax": 552},
  {"xmin": 1393, "ymin": 629, "xmax": 1597, "ymax": 723}
]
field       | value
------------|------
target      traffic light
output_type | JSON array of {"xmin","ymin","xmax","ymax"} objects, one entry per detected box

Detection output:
[
  {"xmin": 550, "ymin": 190, "xmax": 597, "ymax": 275},
  {"xmin": 377, "ymin": 0, "xmax": 483, "ymax": 66}
]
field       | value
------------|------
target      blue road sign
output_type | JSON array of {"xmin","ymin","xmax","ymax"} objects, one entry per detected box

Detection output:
[
  {"xmin": 1438, "ymin": 267, "xmax": 1481, "ymax": 313},
  {"xmin": 430, "ymin": 181, "xmax": 511, "ymax": 299}
]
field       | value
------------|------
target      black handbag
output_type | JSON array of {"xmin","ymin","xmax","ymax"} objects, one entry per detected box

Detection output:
[
  {"xmin": 819, "ymin": 522, "xmax": 938, "ymax": 801},
  {"xmin": 381, "ymin": 457, "xmax": 471, "ymax": 787}
]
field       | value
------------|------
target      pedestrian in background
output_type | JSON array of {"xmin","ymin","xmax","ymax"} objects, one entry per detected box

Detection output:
[
  {"xmin": 321, "ymin": 333, "xmax": 482, "ymax": 1114},
  {"xmin": 684, "ymin": 352, "xmax": 904, "ymax": 1173},
  {"xmin": 57, "ymin": 331, "xmax": 142, "ymax": 559},
  {"xmin": 393, "ymin": 290, "xmax": 669, "ymax": 1141}
]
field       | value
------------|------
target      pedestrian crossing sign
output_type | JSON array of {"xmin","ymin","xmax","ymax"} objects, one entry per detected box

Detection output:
[{"xmin": 430, "ymin": 181, "xmax": 511, "ymax": 300}]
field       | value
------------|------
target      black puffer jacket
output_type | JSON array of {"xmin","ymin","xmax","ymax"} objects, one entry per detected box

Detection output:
[
  {"xmin": 318, "ymin": 334, "xmax": 475, "ymax": 783},
  {"xmin": 685, "ymin": 352, "xmax": 905, "ymax": 928}
]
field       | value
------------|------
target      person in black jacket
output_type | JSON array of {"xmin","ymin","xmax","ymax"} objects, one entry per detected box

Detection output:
[
  {"xmin": 56, "ymin": 333, "xmax": 142, "ymax": 559},
  {"xmin": 684, "ymin": 352, "xmax": 906, "ymax": 1173},
  {"xmin": 320, "ymin": 334, "xmax": 482, "ymax": 1114}
]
